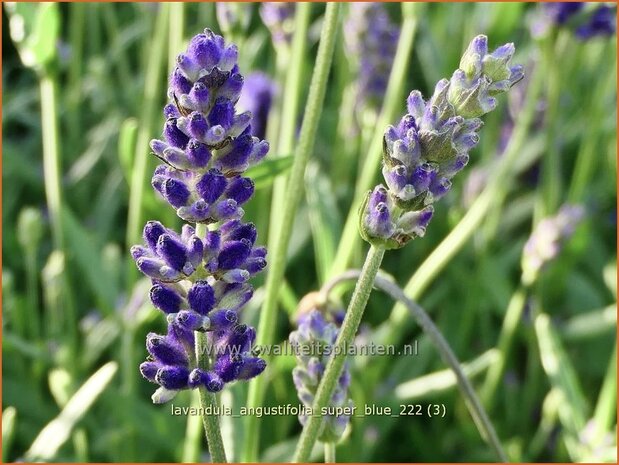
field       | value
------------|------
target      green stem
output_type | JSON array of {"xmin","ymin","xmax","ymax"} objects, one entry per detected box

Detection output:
[
  {"xmin": 322, "ymin": 270, "xmax": 508, "ymax": 462},
  {"xmin": 168, "ymin": 2, "xmax": 185, "ymax": 71},
  {"xmin": 182, "ymin": 391, "xmax": 203, "ymax": 462},
  {"xmin": 329, "ymin": 3, "xmax": 420, "ymax": 279},
  {"xmin": 40, "ymin": 75, "xmax": 64, "ymax": 252},
  {"xmin": 125, "ymin": 4, "xmax": 169, "ymax": 285},
  {"xmin": 294, "ymin": 245, "xmax": 385, "ymax": 462},
  {"xmin": 195, "ymin": 222, "xmax": 227, "ymax": 463},
  {"xmin": 267, "ymin": 3, "xmax": 311, "ymax": 254},
  {"xmin": 375, "ymin": 64, "xmax": 544, "ymax": 352},
  {"xmin": 40, "ymin": 74, "xmax": 78, "ymax": 356},
  {"xmin": 481, "ymin": 282, "xmax": 529, "ymax": 411},
  {"xmin": 243, "ymin": 4, "xmax": 341, "ymax": 462},
  {"xmin": 324, "ymin": 443, "xmax": 336, "ymax": 463}
]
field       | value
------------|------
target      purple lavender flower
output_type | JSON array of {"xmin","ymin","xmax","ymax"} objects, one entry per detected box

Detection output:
[
  {"xmin": 134, "ymin": 29, "xmax": 268, "ymax": 403},
  {"xmin": 260, "ymin": 3, "xmax": 296, "ymax": 46},
  {"xmin": 576, "ymin": 5, "xmax": 616, "ymax": 39},
  {"xmin": 237, "ymin": 72, "xmax": 277, "ymax": 139},
  {"xmin": 344, "ymin": 3, "xmax": 399, "ymax": 110},
  {"xmin": 522, "ymin": 204, "xmax": 585, "ymax": 285},
  {"xmin": 360, "ymin": 35, "xmax": 523, "ymax": 248},
  {"xmin": 545, "ymin": 2, "xmax": 584, "ymax": 25},
  {"xmin": 289, "ymin": 309, "xmax": 352, "ymax": 442}
]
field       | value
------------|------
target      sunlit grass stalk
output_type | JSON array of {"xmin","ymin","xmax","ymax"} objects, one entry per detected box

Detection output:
[
  {"xmin": 194, "ymin": 222, "xmax": 227, "ymax": 463},
  {"xmin": 375, "ymin": 65, "xmax": 544, "ymax": 352},
  {"xmin": 125, "ymin": 4, "xmax": 169, "ymax": 284},
  {"xmin": 267, "ymin": 3, "xmax": 311, "ymax": 246},
  {"xmin": 328, "ymin": 3, "xmax": 420, "ymax": 279},
  {"xmin": 182, "ymin": 392, "xmax": 203, "ymax": 462},
  {"xmin": 168, "ymin": 3, "xmax": 185, "ymax": 71},
  {"xmin": 294, "ymin": 245, "xmax": 385, "ymax": 462},
  {"xmin": 324, "ymin": 443, "xmax": 336, "ymax": 463},
  {"xmin": 243, "ymin": 5, "xmax": 341, "ymax": 462},
  {"xmin": 40, "ymin": 74, "xmax": 78, "ymax": 355},
  {"xmin": 321, "ymin": 270, "xmax": 508, "ymax": 462}
]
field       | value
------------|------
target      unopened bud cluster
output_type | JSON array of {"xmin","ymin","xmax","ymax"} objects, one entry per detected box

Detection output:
[{"xmin": 360, "ymin": 35, "xmax": 523, "ymax": 248}]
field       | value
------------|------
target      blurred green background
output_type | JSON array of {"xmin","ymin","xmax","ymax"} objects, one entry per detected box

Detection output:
[{"xmin": 2, "ymin": 2, "xmax": 617, "ymax": 462}]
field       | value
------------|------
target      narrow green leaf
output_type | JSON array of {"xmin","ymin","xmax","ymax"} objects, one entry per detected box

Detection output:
[
  {"xmin": 245, "ymin": 155, "xmax": 294, "ymax": 190},
  {"xmin": 395, "ymin": 349, "xmax": 498, "ymax": 400},
  {"xmin": 24, "ymin": 362, "xmax": 118, "ymax": 461}
]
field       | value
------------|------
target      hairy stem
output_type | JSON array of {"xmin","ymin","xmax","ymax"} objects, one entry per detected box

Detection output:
[
  {"xmin": 294, "ymin": 246, "xmax": 385, "ymax": 462},
  {"xmin": 243, "ymin": 4, "xmax": 341, "ymax": 461},
  {"xmin": 322, "ymin": 270, "xmax": 508, "ymax": 462},
  {"xmin": 195, "ymin": 222, "xmax": 227, "ymax": 463}
]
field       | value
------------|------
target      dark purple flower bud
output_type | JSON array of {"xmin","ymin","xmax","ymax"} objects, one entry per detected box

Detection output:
[
  {"xmin": 209, "ymin": 309, "xmax": 239, "ymax": 330},
  {"xmin": 215, "ymin": 134, "xmax": 253, "ymax": 173},
  {"xmin": 140, "ymin": 361, "xmax": 161, "ymax": 382},
  {"xmin": 244, "ymin": 257, "xmax": 267, "ymax": 274},
  {"xmin": 185, "ymin": 139, "xmax": 211, "ymax": 168},
  {"xmin": 214, "ymin": 354, "xmax": 243, "ymax": 382},
  {"xmin": 219, "ymin": 72, "xmax": 245, "ymax": 102},
  {"xmin": 429, "ymin": 177, "xmax": 452, "ymax": 201},
  {"xmin": 188, "ymin": 82, "xmax": 210, "ymax": 112},
  {"xmin": 170, "ymin": 67, "xmax": 193, "ymax": 96},
  {"xmin": 144, "ymin": 221, "xmax": 167, "ymax": 250},
  {"xmin": 218, "ymin": 239, "xmax": 252, "ymax": 270},
  {"xmin": 237, "ymin": 357, "xmax": 267, "ymax": 380},
  {"xmin": 188, "ymin": 368, "xmax": 224, "ymax": 392},
  {"xmin": 196, "ymin": 169, "xmax": 228, "ymax": 204},
  {"xmin": 164, "ymin": 118, "xmax": 190, "ymax": 149},
  {"xmin": 544, "ymin": 2, "xmax": 584, "ymax": 25},
  {"xmin": 225, "ymin": 177, "xmax": 255, "ymax": 205},
  {"xmin": 156, "ymin": 234, "xmax": 188, "ymax": 272},
  {"xmin": 175, "ymin": 310, "xmax": 209, "ymax": 331},
  {"xmin": 155, "ymin": 365, "xmax": 190, "ymax": 390},
  {"xmin": 188, "ymin": 281, "xmax": 216, "ymax": 315},
  {"xmin": 211, "ymin": 199, "xmax": 240, "ymax": 221},
  {"xmin": 150, "ymin": 283, "xmax": 183, "ymax": 314},
  {"xmin": 146, "ymin": 332, "xmax": 188, "ymax": 366},
  {"xmin": 208, "ymin": 98, "xmax": 235, "ymax": 129},
  {"xmin": 162, "ymin": 178, "xmax": 191, "ymax": 208},
  {"xmin": 188, "ymin": 32, "xmax": 222, "ymax": 70},
  {"xmin": 187, "ymin": 112, "xmax": 209, "ymax": 140},
  {"xmin": 362, "ymin": 187, "xmax": 395, "ymax": 240}
]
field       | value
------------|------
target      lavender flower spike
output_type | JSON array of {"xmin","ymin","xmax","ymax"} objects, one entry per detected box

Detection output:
[
  {"xmin": 133, "ymin": 29, "xmax": 268, "ymax": 404},
  {"xmin": 522, "ymin": 204, "xmax": 585, "ymax": 285},
  {"xmin": 360, "ymin": 35, "xmax": 523, "ymax": 249},
  {"xmin": 344, "ymin": 3, "xmax": 399, "ymax": 111},
  {"xmin": 260, "ymin": 3, "xmax": 296, "ymax": 47},
  {"xmin": 290, "ymin": 308, "xmax": 353, "ymax": 443}
]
